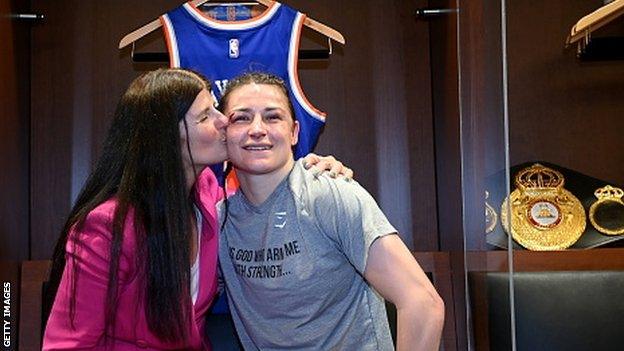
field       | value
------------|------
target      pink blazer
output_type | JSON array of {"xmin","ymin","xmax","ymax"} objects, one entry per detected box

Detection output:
[{"xmin": 43, "ymin": 168, "xmax": 223, "ymax": 350}]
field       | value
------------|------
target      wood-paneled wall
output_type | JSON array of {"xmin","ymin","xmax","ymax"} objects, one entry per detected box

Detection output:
[
  {"xmin": 1, "ymin": 0, "xmax": 30, "ymax": 262},
  {"xmin": 1, "ymin": 0, "xmax": 31, "ymax": 348},
  {"xmin": 507, "ymin": 1, "xmax": 624, "ymax": 185}
]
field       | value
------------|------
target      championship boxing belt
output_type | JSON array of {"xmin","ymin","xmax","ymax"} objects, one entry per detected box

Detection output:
[{"xmin": 500, "ymin": 163, "xmax": 586, "ymax": 250}]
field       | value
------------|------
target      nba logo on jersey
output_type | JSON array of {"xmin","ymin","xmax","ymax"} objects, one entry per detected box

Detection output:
[{"xmin": 229, "ymin": 38, "xmax": 239, "ymax": 58}]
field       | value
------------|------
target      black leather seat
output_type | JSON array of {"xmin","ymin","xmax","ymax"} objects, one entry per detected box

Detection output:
[{"xmin": 469, "ymin": 271, "xmax": 624, "ymax": 351}]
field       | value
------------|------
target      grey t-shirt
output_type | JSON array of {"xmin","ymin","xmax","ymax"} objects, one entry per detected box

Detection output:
[{"xmin": 218, "ymin": 159, "xmax": 397, "ymax": 350}]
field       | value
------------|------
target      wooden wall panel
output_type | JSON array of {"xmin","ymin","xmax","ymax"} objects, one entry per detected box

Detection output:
[
  {"xmin": 454, "ymin": 0, "xmax": 506, "ymax": 348},
  {"xmin": 31, "ymin": 0, "xmax": 83, "ymax": 260},
  {"xmin": 366, "ymin": 0, "xmax": 416, "ymax": 248},
  {"xmin": 0, "ymin": 0, "xmax": 30, "ymax": 348},
  {"xmin": 507, "ymin": 0, "xmax": 624, "ymax": 185},
  {"xmin": 0, "ymin": 0, "xmax": 30, "ymax": 261},
  {"xmin": 428, "ymin": 2, "xmax": 466, "ymax": 349},
  {"xmin": 430, "ymin": 0, "xmax": 462, "ymax": 252},
  {"xmin": 401, "ymin": 1, "xmax": 439, "ymax": 250},
  {"xmin": 30, "ymin": 0, "xmax": 179, "ymax": 259},
  {"xmin": 456, "ymin": 0, "xmax": 505, "ymax": 252}
]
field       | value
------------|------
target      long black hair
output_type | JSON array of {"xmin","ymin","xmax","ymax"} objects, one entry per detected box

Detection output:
[{"xmin": 46, "ymin": 68, "xmax": 210, "ymax": 344}]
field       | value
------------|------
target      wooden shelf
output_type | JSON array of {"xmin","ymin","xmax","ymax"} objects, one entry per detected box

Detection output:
[{"xmin": 466, "ymin": 248, "xmax": 624, "ymax": 272}]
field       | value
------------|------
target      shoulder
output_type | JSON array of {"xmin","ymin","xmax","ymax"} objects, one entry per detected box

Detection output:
[
  {"xmin": 79, "ymin": 198, "xmax": 118, "ymax": 237},
  {"xmin": 288, "ymin": 159, "xmax": 367, "ymax": 209},
  {"xmin": 65, "ymin": 198, "xmax": 139, "ymax": 283},
  {"xmin": 70, "ymin": 197, "xmax": 139, "ymax": 254},
  {"xmin": 68, "ymin": 198, "xmax": 140, "ymax": 277}
]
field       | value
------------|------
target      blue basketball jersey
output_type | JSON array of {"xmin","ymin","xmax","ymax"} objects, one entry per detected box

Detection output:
[{"xmin": 161, "ymin": 2, "xmax": 326, "ymax": 163}]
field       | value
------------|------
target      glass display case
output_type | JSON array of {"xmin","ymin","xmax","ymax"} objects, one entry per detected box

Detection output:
[{"xmin": 456, "ymin": 1, "xmax": 624, "ymax": 350}]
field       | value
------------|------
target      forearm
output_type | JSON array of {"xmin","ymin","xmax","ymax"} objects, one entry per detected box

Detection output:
[
  {"xmin": 362, "ymin": 235, "xmax": 445, "ymax": 350},
  {"xmin": 396, "ymin": 294, "xmax": 445, "ymax": 351}
]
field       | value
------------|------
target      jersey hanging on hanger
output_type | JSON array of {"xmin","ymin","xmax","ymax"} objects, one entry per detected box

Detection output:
[{"xmin": 160, "ymin": 2, "xmax": 326, "ymax": 165}]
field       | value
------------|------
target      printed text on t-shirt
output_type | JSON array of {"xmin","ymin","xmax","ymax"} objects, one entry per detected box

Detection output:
[{"xmin": 228, "ymin": 241, "xmax": 301, "ymax": 279}]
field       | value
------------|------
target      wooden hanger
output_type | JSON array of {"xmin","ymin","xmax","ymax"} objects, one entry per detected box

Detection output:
[
  {"xmin": 566, "ymin": 0, "xmax": 624, "ymax": 46},
  {"xmin": 118, "ymin": 0, "xmax": 345, "ymax": 49}
]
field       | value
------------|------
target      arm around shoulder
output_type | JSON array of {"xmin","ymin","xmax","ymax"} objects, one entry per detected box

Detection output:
[{"xmin": 364, "ymin": 235, "xmax": 445, "ymax": 351}]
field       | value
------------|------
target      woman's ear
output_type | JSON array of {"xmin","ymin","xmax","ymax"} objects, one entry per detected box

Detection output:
[{"xmin": 291, "ymin": 120, "xmax": 300, "ymax": 146}]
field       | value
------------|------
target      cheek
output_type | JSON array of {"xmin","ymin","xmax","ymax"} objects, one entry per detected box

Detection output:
[
  {"xmin": 275, "ymin": 126, "xmax": 297, "ymax": 143},
  {"xmin": 197, "ymin": 124, "xmax": 219, "ymax": 144},
  {"xmin": 226, "ymin": 126, "xmax": 244, "ymax": 141}
]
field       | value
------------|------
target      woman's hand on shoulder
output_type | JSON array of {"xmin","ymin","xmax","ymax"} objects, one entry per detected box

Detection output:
[{"xmin": 302, "ymin": 153, "xmax": 353, "ymax": 181}]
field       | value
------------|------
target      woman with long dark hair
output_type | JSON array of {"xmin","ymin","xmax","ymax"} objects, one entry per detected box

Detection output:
[{"xmin": 42, "ymin": 68, "xmax": 347, "ymax": 350}]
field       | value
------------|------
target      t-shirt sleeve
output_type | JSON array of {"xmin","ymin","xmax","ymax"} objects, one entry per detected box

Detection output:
[{"xmin": 312, "ymin": 177, "xmax": 397, "ymax": 274}]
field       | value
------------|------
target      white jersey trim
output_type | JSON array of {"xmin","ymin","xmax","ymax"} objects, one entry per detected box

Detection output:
[
  {"xmin": 288, "ymin": 13, "xmax": 326, "ymax": 122},
  {"xmin": 161, "ymin": 14, "xmax": 180, "ymax": 68},
  {"xmin": 183, "ymin": 2, "xmax": 281, "ymax": 31}
]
